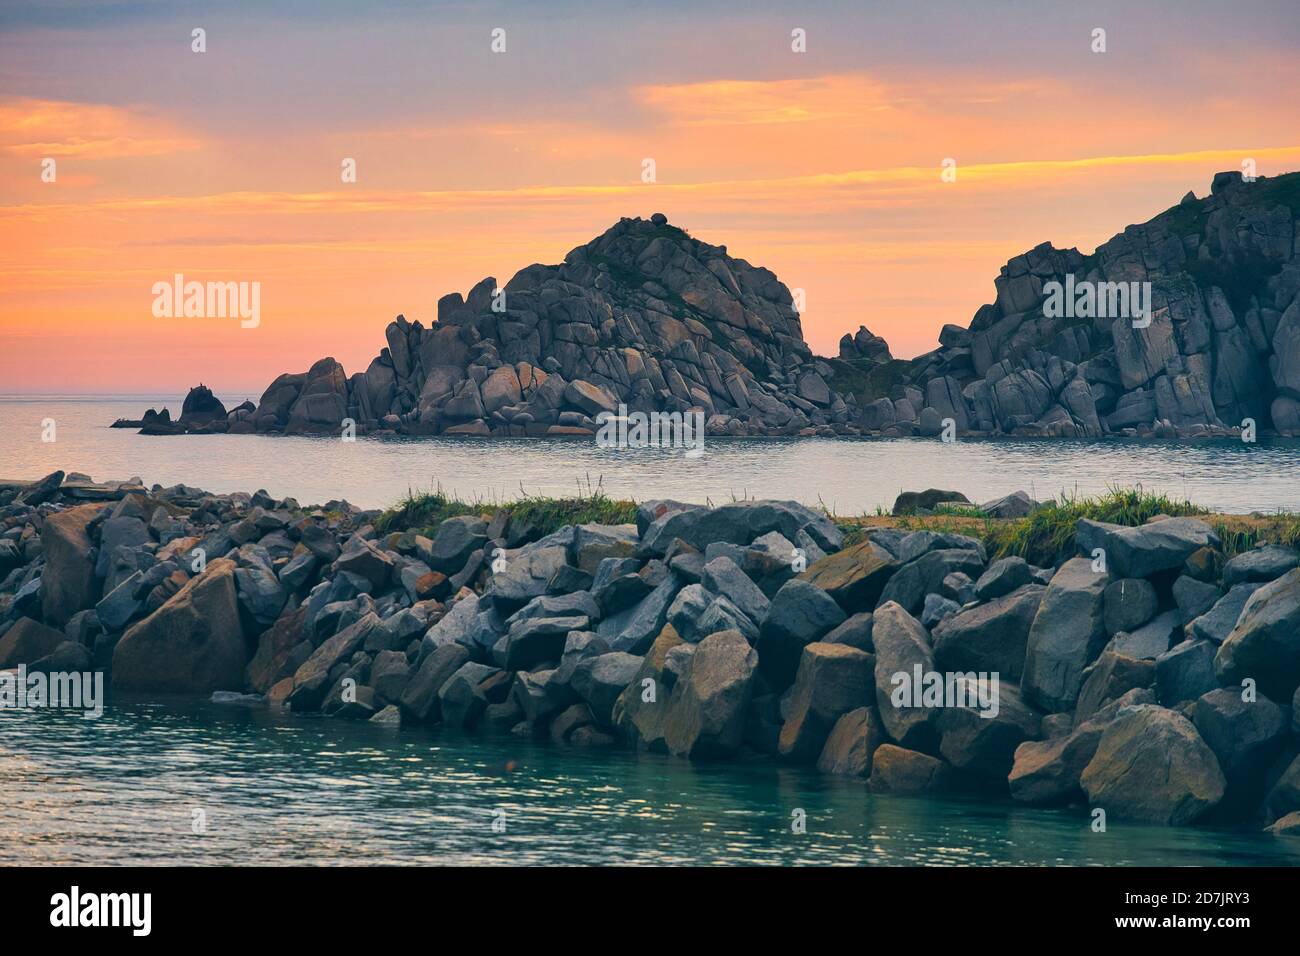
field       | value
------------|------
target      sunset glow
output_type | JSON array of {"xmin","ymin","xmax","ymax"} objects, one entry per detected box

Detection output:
[{"xmin": 3, "ymin": 1, "xmax": 1298, "ymax": 394}]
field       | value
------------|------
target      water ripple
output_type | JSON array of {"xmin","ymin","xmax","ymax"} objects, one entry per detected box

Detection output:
[{"xmin": 2, "ymin": 701, "xmax": 1297, "ymax": 866}]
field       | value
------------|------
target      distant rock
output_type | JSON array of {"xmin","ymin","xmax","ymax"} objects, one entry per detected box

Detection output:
[
  {"xmin": 891, "ymin": 489, "xmax": 970, "ymax": 516},
  {"xmin": 179, "ymin": 384, "xmax": 227, "ymax": 426},
  {"xmin": 846, "ymin": 171, "xmax": 1300, "ymax": 440}
]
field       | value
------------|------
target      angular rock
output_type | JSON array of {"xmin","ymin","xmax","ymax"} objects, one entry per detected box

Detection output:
[
  {"xmin": 1010, "ymin": 720, "xmax": 1108, "ymax": 805},
  {"xmin": 1189, "ymin": 583, "xmax": 1263, "ymax": 644},
  {"xmin": 571, "ymin": 651, "xmax": 642, "ymax": 726},
  {"xmin": 816, "ymin": 706, "xmax": 886, "ymax": 777},
  {"xmin": 871, "ymin": 601, "xmax": 937, "ymax": 750},
  {"xmin": 868, "ymin": 745, "xmax": 954, "ymax": 795},
  {"xmin": 438, "ymin": 661, "xmax": 502, "ymax": 729},
  {"xmin": 399, "ymin": 642, "xmax": 471, "ymax": 722},
  {"xmin": 1108, "ymin": 609, "xmax": 1180, "ymax": 660},
  {"xmin": 427, "ymin": 516, "xmax": 489, "ymax": 574},
  {"xmin": 1023, "ymin": 557, "xmax": 1110, "ymax": 712},
  {"xmin": 756, "ymin": 578, "xmax": 846, "ymax": 688},
  {"xmin": 1214, "ymin": 568, "xmax": 1300, "ymax": 700},
  {"xmin": 878, "ymin": 548, "xmax": 986, "ymax": 616},
  {"xmin": 778, "ymin": 642, "xmax": 875, "ymax": 761},
  {"xmin": 596, "ymin": 573, "xmax": 679, "ymax": 654},
  {"xmin": 335, "ymin": 539, "xmax": 393, "ymax": 591},
  {"xmin": 290, "ymin": 614, "xmax": 382, "ymax": 710},
  {"xmin": 1172, "ymin": 575, "xmax": 1222, "ymax": 624},
  {"xmin": 662, "ymin": 629, "xmax": 758, "ymax": 759},
  {"xmin": 245, "ymin": 605, "xmax": 307, "ymax": 694},
  {"xmin": 612, "ymin": 625, "xmax": 684, "ymax": 751},
  {"xmin": 0, "ymin": 618, "xmax": 67, "ymax": 669},
  {"xmin": 935, "ymin": 679, "xmax": 1041, "ymax": 780},
  {"xmin": 822, "ymin": 611, "xmax": 873, "ymax": 652},
  {"xmin": 1075, "ymin": 651, "xmax": 1155, "ymax": 721},
  {"xmin": 701, "ymin": 556, "xmax": 769, "ymax": 627},
  {"xmin": 112, "ymin": 558, "xmax": 248, "ymax": 694},
  {"xmin": 502, "ymin": 615, "xmax": 589, "ymax": 671},
  {"xmin": 973, "ymin": 557, "xmax": 1031, "ymax": 601},
  {"xmin": 1156, "ymin": 638, "xmax": 1219, "ymax": 706},
  {"xmin": 1192, "ymin": 687, "xmax": 1289, "ymax": 813},
  {"xmin": 1080, "ymin": 705, "xmax": 1225, "ymax": 825},
  {"xmin": 1075, "ymin": 517, "xmax": 1221, "ymax": 579},
  {"xmin": 39, "ymin": 503, "xmax": 102, "ymax": 626},
  {"xmin": 1223, "ymin": 545, "xmax": 1300, "ymax": 586},
  {"xmin": 931, "ymin": 584, "xmax": 1044, "ymax": 681},
  {"xmin": 920, "ymin": 593, "xmax": 961, "ymax": 629},
  {"xmin": 1102, "ymin": 578, "xmax": 1159, "ymax": 635},
  {"xmin": 798, "ymin": 538, "xmax": 898, "ymax": 613}
]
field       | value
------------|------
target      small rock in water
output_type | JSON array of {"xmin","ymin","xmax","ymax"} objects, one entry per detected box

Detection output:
[{"xmin": 211, "ymin": 691, "xmax": 264, "ymax": 706}]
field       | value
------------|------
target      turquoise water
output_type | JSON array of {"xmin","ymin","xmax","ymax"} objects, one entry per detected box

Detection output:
[
  {"xmin": 1, "ymin": 699, "xmax": 1296, "ymax": 866},
  {"xmin": 2, "ymin": 396, "xmax": 1299, "ymax": 514}
]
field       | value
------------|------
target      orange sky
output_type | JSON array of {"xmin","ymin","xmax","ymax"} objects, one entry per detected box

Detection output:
[{"xmin": 2, "ymin": 1, "xmax": 1299, "ymax": 395}]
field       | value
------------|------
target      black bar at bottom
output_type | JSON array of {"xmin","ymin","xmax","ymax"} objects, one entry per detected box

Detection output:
[{"xmin": 0, "ymin": 865, "xmax": 1283, "ymax": 941}]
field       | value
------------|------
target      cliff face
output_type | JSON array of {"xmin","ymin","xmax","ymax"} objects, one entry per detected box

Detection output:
[
  {"xmin": 856, "ymin": 170, "xmax": 1300, "ymax": 438},
  {"xmin": 236, "ymin": 214, "xmax": 856, "ymax": 438}
]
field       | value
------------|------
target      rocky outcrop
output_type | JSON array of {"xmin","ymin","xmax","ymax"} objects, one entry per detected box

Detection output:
[
  {"xmin": 844, "ymin": 171, "xmax": 1300, "ymax": 439},
  {"xmin": 123, "ymin": 170, "xmax": 1300, "ymax": 442},
  {"xmin": 131, "ymin": 215, "xmax": 858, "ymax": 439}
]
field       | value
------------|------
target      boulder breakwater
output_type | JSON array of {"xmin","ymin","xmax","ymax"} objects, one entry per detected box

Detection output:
[{"xmin": 2, "ymin": 470, "xmax": 1299, "ymax": 835}]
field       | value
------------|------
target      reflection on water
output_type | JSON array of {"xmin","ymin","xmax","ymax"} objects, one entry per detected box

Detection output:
[
  {"xmin": 1, "ymin": 700, "xmax": 1296, "ymax": 866},
  {"xmin": 2, "ymin": 397, "xmax": 1299, "ymax": 514}
]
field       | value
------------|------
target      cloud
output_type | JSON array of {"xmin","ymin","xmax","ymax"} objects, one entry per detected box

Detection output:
[{"xmin": 0, "ymin": 97, "xmax": 201, "ymax": 158}]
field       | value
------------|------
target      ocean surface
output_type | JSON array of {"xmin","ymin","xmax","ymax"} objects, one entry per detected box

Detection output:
[
  {"xmin": 1, "ymin": 395, "xmax": 1299, "ymax": 515},
  {"xmin": 2, "ymin": 698, "xmax": 1297, "ymax": 866}
]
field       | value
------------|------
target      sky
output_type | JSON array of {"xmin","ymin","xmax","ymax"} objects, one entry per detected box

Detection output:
[{"xmin": 2, "ymin": 0, "xmax": 1299, "ymax": 396}]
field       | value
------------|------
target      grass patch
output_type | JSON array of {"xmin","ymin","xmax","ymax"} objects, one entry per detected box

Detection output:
[
  {"xmin": 374, "ymin": 478, "xmax": 638, "ymax": 539},
  {"xmin": 983, "ymin": 486, "xmax": 1208, "ymax": 565},
  {"xmin": 1208, "ymin": 514, "xmax": 1300, "ymax": 557},
  {"xmin": 930, "ymin": 503, "xmax": 989, "ymax": 519}
]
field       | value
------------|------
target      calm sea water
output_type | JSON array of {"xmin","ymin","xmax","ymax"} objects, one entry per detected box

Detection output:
[
  {"xmin": 2, "ymin": 699, "xmax": 1297, "ymax": 866},
  {"xmin": 1, "ymin": 395, "xmax": 1298, "ymax": 514}
]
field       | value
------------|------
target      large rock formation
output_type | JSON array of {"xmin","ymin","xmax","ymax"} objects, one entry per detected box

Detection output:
[
  {"xmin": 128, "ymin": 170, "xmax": 1300, "ymax": 440},
  {"xmin": 187, "ymin": 215, "xmax": 858, "ymax": 438},
  {"xmin": 847, "ymin": 171, "xmax": 1300, "ymax": 438}
]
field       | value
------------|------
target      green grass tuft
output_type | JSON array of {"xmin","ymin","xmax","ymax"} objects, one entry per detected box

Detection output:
[
  {"xmin": 373, "ymin": 477, "xmax": 638, "ymax": 539},
  {"xmin": 984, "ymin": 486, "xmax": 1208, "ymax": 565}
]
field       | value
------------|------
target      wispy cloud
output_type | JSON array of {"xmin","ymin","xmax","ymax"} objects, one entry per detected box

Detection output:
[{"xmin": 0, "ymin": 97, "xmax": 202, "ymax": 159}]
